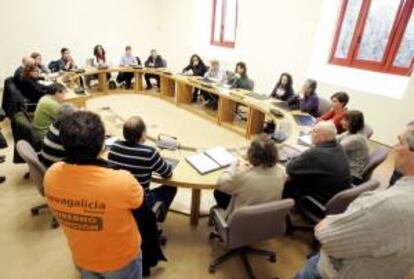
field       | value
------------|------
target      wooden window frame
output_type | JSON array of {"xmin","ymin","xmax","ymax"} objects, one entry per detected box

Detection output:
[
  {"xmin": 329, "ymin": 0, "xmax": 414, "ymax": 76},
  {"xmin": 210, "ymin": 0, "xmax": 238, "ymax": 48}
]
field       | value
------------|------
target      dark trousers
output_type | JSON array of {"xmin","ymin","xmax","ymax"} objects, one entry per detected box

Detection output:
[
  {"xmin": 146, "ymin": 185, "xmax": 177, "ymax": 216},
  {"xmin": 117, "ymin": 72, "xmax": 134, "ymax": 88},
  {"xmin": 144, "ymin": 74, "xmax": 160, "ymax": 89},
  {"xmin": 389, "ymin": 170, "xmax": 403, "ymax": 187},
  {"xmin": 201, "ymin": 90, "xmax": 218, "ymax": 103},
  {"xmin": 213, "ymin": 190, "xmax": 231, "ymax": 209}
]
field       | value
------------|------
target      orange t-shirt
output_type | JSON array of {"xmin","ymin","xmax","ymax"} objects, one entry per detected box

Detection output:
[{"xmin": 44, "ymin": 162, "xmax": 144, "ymax": 272}]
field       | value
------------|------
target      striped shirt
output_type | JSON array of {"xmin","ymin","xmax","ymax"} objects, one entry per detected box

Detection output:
[
  {"xmin": 39, "ymin": 123, "xmax": 66, "ymax": 168},
  {"xmin": 108, "ymin": 141, "xmax": 172, "ymax": 189}
]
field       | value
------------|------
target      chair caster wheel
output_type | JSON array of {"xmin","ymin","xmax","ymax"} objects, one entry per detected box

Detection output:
[
  {"xmin": 31, "ymin": 208, "xmax": 39, "ymax": 216},
  {"xmin": 208, "ymin": 266, "xmax": 216, "ymax": 274},
  {"xmin": 269, "ymin": 255, "xmax": 277, "ymax": 263}
]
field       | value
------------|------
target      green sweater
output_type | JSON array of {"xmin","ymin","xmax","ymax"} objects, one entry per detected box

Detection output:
[{"xmin": 33, "ymin": 95, "xmax": 61, "ymax": 138}]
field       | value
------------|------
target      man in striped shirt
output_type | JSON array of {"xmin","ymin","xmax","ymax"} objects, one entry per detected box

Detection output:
[
  {"xmin": 108, "ymin": 116, "xmax": 177, "ymax": 215},
  {"xmin": 39, "ymin": 105, "xmax": 76, "ymax": 167}
]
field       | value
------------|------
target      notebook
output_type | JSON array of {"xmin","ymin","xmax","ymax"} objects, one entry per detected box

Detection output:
[
  {"xmin": 293, "ymin": 115, "xmax": 316, "ymax": 127},
  {"xmin": 246, "ymin": 92, "xmax": 270, "ymax": 100},
  {"xmin": 272, "ymin": 101, "xmax": 293, "ymax": 111},
  {"xmin": 186, "ymin": 147, "xmax": 236, "ymax": 175}
]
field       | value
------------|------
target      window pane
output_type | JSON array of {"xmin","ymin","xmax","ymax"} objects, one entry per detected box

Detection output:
[
  {"xmin": 394, "ymin": 13, "xmax": 414, "ymax": 68},
  {"xmin": 357, "ymin": 0, "xmax": 401, "ymax": 62},
  {"xmin": 334, "ymin": 0, "xmax": 363, "ymax": 59},
  {"xmin": 223, "ymin": 0, "xmax": 237, "ymax": 42},
  {"xmin": 213, "ymin": 0, "xmax": 223, "ymax": 42}
]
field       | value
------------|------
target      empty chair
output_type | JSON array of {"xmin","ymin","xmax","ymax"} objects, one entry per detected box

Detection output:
[
  {"xmin": 361, "ymin": 146, "xmax": 389, "ymax": 183},
  {"xmin": 362, "ymin": 124, "xmax": 374, "ymax": 139},
  {"xmin": 297, "ymin": 179, "xmax": 380, "ymax": 224},
  {"xmin": 209, "ymin": 199, "xmax": 295, "ymax": 279},
  {"xmin": 317, "ymin": 97, "xmax": 331, "ymax": 116},
  {"xmin": 246, "ymin": 79, "xmax": 255, "ymax": 91},
  {"xmin": 16, "ymin": 140, "xmax": 58, "ymax": 228}
]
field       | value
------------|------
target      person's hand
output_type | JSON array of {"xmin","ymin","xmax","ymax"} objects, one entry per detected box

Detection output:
[{"xmin": 234, "ymin": 73, "xmax": 241, "ymax": 79}]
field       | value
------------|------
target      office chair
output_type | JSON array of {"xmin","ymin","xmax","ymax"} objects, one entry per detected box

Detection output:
[
  {"xmin": 360, "ymin": 146, "xmax": 389, "ymax": 183},
  {"xmin": 16, "ymin": 140, "xmax": 59, "ymax": 229},
  {"xmin": 297, "ymin": 179, "xmax": 380, "ymax": 224},
  {"xmin": 317, "ymin": 97, "xmax": 331, "ymax": 117},
  {"xmin": 362, "ymin": 124, "xmax": 374, "ymax": 139},
  {"xmin": 209, "ymin": 199, "xmax": 294, "ymax": 279}
]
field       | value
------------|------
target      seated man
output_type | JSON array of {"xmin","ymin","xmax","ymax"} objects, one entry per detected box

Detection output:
[
  {"xmin": 296, "ymin": 126, "xmax": 414, "ymax": 279},
  {"xmin": 117, "ymin": 45, "xmax": 140, "ymax": 89},
  {"xmin": 39, "ymin": 104, "xmax": 76, "ymax": 168},
  {"xmin": 57, "ymin": 47, "xmax": 77, "ymax": 72},
  {"xmin": 213, "ymin": 134, "xmax": 286, "ymax": 218},
  {"xmin": 108, "ymin": 116, "xmax": 177, "ymax": 215},
  {"xmin": 317, "ymin": 92, "xmax": 349, "ymax": 134},
  {"xmin": 283, "ymin": 121, "xmax": 350, "ymax": 206},
  {"xmin": 33, "ymin": 83, "xmax": 66, "ymax": 138},
  {"xmin": 14, "ymin": 56, "xmax": 35, "ymax": 88},
  {"xmin": 44, "ymin": 111, "xmax": 144, "ymax": 279},
  {"xmin": 144, "ymin": 49, "xmax": 164, "ymax": 90}
]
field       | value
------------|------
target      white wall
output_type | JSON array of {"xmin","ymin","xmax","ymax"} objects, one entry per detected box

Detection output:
[
  {"xmin": 0, "ymin": 0, "xmax": 160, "ymax": 82},
  {"xmin": 157, "ymin": 0, "xmax": 413, "ymax": 146}
]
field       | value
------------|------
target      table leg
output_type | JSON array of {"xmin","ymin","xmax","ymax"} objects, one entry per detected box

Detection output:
[
  {"xmin": 98, "ymin": 72, "xmax": 108, "ymax": 92},
  {"xmin": 190, "ymin": 189, "xmax": 201, "ymax": 226},
  {"xmin": 134, "ymin": 72, "xmax": 143, "ymax": 93}
]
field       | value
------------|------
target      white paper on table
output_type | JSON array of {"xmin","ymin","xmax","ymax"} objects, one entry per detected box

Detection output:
[
  {"xmin": 205, "ymin": 147, "xmax": 236, "ymax": 167},
  {"xmin": 186, "ymin": 153, "xmax": 220, "ymax": 174}
]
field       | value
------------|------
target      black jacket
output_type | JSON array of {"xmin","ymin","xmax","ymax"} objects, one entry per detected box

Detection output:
[
  {"xmin": 270, "ymin": 84, "xmax": 294, "ymax": 101},
  {"xmin": 145, "ymin": 55, "xmax": 164, "ymax": 68},
  {"xmin": 283, "ymin": 140, "xmax": 351, "ymax": 205},
  {"xmin": 20, "ymin": 77, "xmax": 48, "ymax": 103},
  {"xmin": 183, "ymin": 63, "xmax": 208, "ymax": 77}
]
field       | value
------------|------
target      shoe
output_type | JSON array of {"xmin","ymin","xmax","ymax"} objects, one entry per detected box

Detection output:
[{"xmin": 0, "ymin": 176, "xmax": 5, "ymax": 184}]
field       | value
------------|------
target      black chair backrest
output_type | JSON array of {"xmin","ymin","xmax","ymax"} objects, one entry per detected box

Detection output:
[{"xmin": 2, "ymin": 77, "xmax": 27, "ymax": 118}]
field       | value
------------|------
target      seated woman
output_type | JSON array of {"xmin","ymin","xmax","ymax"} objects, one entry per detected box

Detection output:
[
  {"xmin": 202, "ymin": 59, "xmax": 226, "ymax": 109},
  {"xmin": 318, "ymin": 92, "xmax": 349, "ymax": 134},
  {"xmin": 298, "ymin": 79, "xmax": 319, "ymax": 117},
  {"xmin": 20, "ymin": 64, "xmax": 49, "ymax": 104},
  {"xmin": 229, "ymin": 62, "xmax": 252, "ymax": 90},
  {"xmin": 182, "ymin": 54, "xmax": 208, "ymax": 102},
  {"xmin": 270, "ymin": 73, "xmax": 294, "ymax": 101},
  {"xmin": 213, "ymin": 134, "xmax": 286, "ymax": 218},
  {"xmin": 31, "ymin": 52, "xmax": 50, "ymax": 75},
  {"xmin": 89, "ymin": 45, "xmax": 113, "ymax": 88},
  {"xmin": 338, "ymin": 110, "xmax": 370, "ymax": 185}
]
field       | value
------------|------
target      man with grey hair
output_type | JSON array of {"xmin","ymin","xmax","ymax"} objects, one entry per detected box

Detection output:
[
  {"xmin": 389, "ymin": 120, "xmax": 414, "ymax": 186},
  {"xmin": 39, "ymin": 104, "xmax": 77, "ymax": 167},
  {"xmin": 13, "ymin": 56, "xmax": 35, "ymax": 87},
  {"xmin": 283, "ymin": 121, "xmax": 351, "ymax": 206},
  {"xmin": 295, "ymin": 125, "xmax": 414, "ymax": 279}
]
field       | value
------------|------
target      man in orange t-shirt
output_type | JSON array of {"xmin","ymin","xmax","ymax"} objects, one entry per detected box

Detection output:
[{"xmin": 44, "ymin": 111, "xmax": 144, "ymax": 279}]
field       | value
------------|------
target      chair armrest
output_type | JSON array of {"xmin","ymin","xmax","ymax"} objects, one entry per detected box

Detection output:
[
  {"xmin": 300, "ymin": 196, "xmax": 327, "ymax": 219},
  {"xmin": 212, "ymin": 208, "xmax": 229, "ymax": 230}
]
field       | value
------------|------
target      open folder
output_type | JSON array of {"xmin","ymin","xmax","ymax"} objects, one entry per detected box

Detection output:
[{"xmin": 186, "ymin": 147, "xmax": 236, "ymax": 175}]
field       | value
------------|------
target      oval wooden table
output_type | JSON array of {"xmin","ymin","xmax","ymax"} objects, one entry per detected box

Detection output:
[{"xmin": 61, "ymin": 67, "xmax": 310, "ymax": 225}]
